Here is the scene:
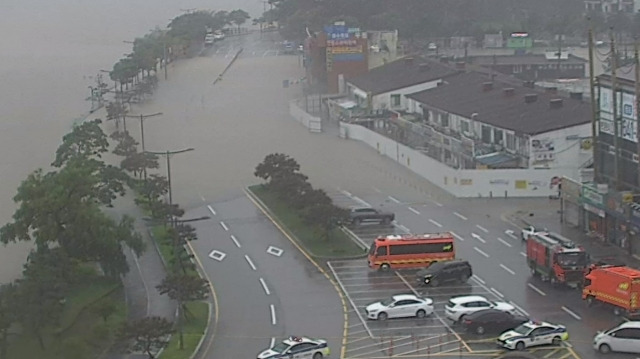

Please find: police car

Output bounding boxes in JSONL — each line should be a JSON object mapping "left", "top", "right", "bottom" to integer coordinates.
{"left": 257, "top": 336, "right": 330, "bottom": 359}
{"left": 497, "top": 321, "right": 569, "bottom": 350}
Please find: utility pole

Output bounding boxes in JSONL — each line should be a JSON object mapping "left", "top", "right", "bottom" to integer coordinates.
{"left": 164, "top": 43, "right": 168, "bottom": 80}
{"left": 588, "top": 18, "right": 599, "bottom": 182}
{"left": 634, "top": 38, "right": 640, "bottom": 189}
{"left": 145, "top": 148, "right": 195, "bottom": 227}
{"left": 611, "top": 27, "right": 621, "bottom": 190}
{"left": 126, "top": 112, "right": 163, "bottom": 179}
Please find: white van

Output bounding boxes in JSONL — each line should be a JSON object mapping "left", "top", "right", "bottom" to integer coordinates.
{"left": 593, "top": 321, "right": 640, "bottom": 354}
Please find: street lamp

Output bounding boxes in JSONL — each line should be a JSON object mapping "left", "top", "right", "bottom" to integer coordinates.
{"left": 144, "top": 148, "right": 195, "bottom": 226}
{"left": 126, "top": 112, "right": 163, "bottom": 179}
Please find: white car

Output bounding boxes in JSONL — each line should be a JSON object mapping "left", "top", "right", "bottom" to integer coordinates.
{"left": 593, "top": 321, "right": 640, "bottom": 354}
{"left": 257, "top": 336, "right": 330, "bottom": 359}
{"left": 521, "top": 225, "right": 539, "bottom": 241}
{"left": 497, "top": 321, "right": 569, "bottom": 350}
{"left": 445, "top": 295, "right": 516, "bottom": 322}
{"left": 365, "top": 294, "right": 434, "bottom": 320}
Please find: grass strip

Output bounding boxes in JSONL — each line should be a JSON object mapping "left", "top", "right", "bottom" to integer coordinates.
{"left": 160, "top": 301, "right": 209, "bottom": 359}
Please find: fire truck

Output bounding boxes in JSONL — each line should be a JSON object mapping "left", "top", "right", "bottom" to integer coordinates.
{"left": 526, "top": 231, "right": 590, "bottom": 288}
{"left": 583, "top": 264, "right": 640, "bottom": 317}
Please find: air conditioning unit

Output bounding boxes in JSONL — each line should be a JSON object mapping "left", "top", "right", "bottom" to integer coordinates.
{"left": 634, "top": 154, "right": 639, "bottom": 163}
{"left": 463, "top": 131, "right": 474, "bottom": 138}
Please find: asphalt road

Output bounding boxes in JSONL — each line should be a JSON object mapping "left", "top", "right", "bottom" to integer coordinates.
{"left": 327, "top": 188, "right": 636, "bottom": 359}
{"left": 186, "top": 194, "right": 344, "bottom": 359}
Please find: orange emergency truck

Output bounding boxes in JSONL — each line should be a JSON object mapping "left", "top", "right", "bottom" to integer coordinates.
{"left": 582, "top": 264, "right": 640, "bottom": 317}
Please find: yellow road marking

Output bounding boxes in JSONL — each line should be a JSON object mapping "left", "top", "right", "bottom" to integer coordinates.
{"left": 543, "top": 348, "right": 561, "bottom": 358}
{"left": 394, "top": 271, "right": 473, "bottom": 353}
{"left": 245, "top": 188, "right": 351, "bottom": 359}
{"left": 557, "top": 350, "right": 575, "bottom": 359}
{"left": 567, "top": 345, "right": 582, "bottom": 359}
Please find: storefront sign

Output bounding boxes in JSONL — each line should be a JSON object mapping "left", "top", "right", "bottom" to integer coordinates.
{"left": 489, "top": 179, "right": 509, "bottom": 185}
{"left": 561, "top": 177, "right": 581, "bottom": 200}
{"left": 630, "top": 202, "right": 640, "bottom": 221}
{"left": 584, "top": 203, "right": 605, "bottom": 218}
{"left": 582, "top": 186, "right": 604, "bottom": 206}
{"left": 326, "top": 39, "right": 357, "bottom": 46}
{"left": 330, "top": 45, "right": 362, "bottom": 54}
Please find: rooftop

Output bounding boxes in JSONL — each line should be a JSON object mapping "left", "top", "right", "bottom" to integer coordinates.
{"left": 406, "top": 71, "right": 591, "bottom": 135}
{"left": 347, "top": 55, "right": 461, "bottom": 95}
{"left": 470, "top": 54, "right": 587, "bottom": 66}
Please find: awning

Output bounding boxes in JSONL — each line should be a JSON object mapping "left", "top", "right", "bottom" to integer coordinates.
{"left": 351, "top": 87, "right": 368, "bottom": 99}
{"left": 337, "top": 100, "right": 357, "bottom": 109}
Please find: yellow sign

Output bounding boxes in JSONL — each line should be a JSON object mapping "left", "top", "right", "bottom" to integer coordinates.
{"left": 515, "top": 180, "right": 527, "bottom": 189}
{"left": 330, "top": 45, "right": 362, "bottom": 54}
{"left": 460, "top": 179, "right": 473, "bottom": 185}
{"left": 580, "top": 138, "right": 592, "bottom": 150}
{"left": 622, "top": 192, "right": 634, "bottom": 203}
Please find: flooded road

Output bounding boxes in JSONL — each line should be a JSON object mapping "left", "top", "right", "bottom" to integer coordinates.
{"left": 0, "top": 0, "right": 262, "bottom": 283}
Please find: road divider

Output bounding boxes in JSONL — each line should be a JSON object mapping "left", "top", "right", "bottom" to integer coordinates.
{"left": 244, "top": 254, "right": 257, "bottom": 271}
{"left": 527, "top": 283, "right": 546, "bottom": 296}
{"left": 453, "top": 212, "right": 468, "bottom": 220}
{"left": 474, "top": 247, "right": 490, "bottom": 258}
{"left": 270, "top": 304, "right": 277, "bottom": 325}
{"left": 500, "top": 264, "right": 516, "bottom": 275}
{"left": 230, "top": 235, "right": 241, "bottom": 248}
{"left": 561, "top": 306, "right": 582, "bottom": 320}
{"left": 259, "top": 278, "right": 271, "bottom": 295}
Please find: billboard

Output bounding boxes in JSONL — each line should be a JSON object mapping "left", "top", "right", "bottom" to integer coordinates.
{"left": 506, "top": 32, "right": 532, "bottom": 49}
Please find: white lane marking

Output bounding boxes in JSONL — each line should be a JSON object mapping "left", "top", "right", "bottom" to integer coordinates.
{"left": 259, "top": 278, "right": 271, "bottom": 295}
{"left": 207, "top": 205, "right": 217, "bottom": 215}
{"left": 453, "top": 212, "right": 468, "bottom": 220}
{"left": 472, "top": 275, "right": 486, "bottom": 284}
{"left": 500, "top": 264, "right": 516, "bottom": 275}
{"left": 408, "top": 207, "right": 421, "bottom": 215}
{"left": 505, "top": 229, "right": 517, "bottom": 240}
{"left": 270, "top": 304, "right": 277, "bottom": 325}
{"left": 491, "top": 288, "right": 505, "bottom": 298}
{"left": 270, "top": 337, "right": 275, "bottom": 348}
{"left": 208, "top": 250, "right": 226, "bottom": 261}
{"left": 372, "top": 186, "right": 382, "bottom": 193}
{"left": 428, "top": 219, "right": 443, "bottom": 228}
{"left": 450, "top": 231, "right": 464, "bottom": 241}
{"left": 200, "top": 195, "right": 206, "bottom": 202}
{"left": 561, "top": 306, "right": 582, "bottom": 320}
{"left": 230, "top": 235, "right": 241, "bottom": 248}
{"left": 510, "top": 301, "right": 530, "bottom": 316}
{"left": 339, "top": 189, "right": 371, "bottom": 207}
{"left": 394, "top": 223, "right": 411, "bottom": 233}
{"left": 220, "top": 221, "right": 228, "bottom": 231}
{"left": 497, "top": 237, "right": 513, "bottom": 247}
{"left": 267, "top": 246, "right": 284, "bottom": 257}
{"left": 244, "top": 255, "right": 257, "bottom": 271}
{"left": 471, "top": 233, "right": 486, "bottom": 243}
{"left": 327, "top": 262, "right": 374, "bottom": 338}
{"left": 388, "top": 195, "right": 401, "bottom": 203}
{"left": 432, "top": 200, "right": 443, "bottom": 207}
{"left": 474, "top": 247, "right": 490, "bottom": 258}
{"left": 342, "top": 190, "right": 352, "bottom": 197}
{"left": 476, "top": 225, "right": 489, "bottom": 233}
{"left": 520, "top": 252, "right": 527, "bottom": 257}
{"left": 528, "top": 283, "right": 546, "bottom": 296}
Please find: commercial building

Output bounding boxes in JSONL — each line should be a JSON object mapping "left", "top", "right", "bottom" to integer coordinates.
{"left": 584, "top": 0, "right": 635, "bottom": 13}
{"left": 469, "top": 53, "right": 587, "bottom": 81}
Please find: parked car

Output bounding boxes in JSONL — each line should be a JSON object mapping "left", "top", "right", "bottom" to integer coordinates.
{"left": 257, "top": 336, "right": 330, "bottom": 359}
{"left": 497, "top": 320, "right": 569, "bottom": 350}
{"left": 521, "top": 225, "right": 541, "bottom": 241}
{"left": 461, "top": 309, "right": 529, "bottom": 335}
{"left": 593, "top": 321, "right": 640, "bottom": 354}
{"left": 415, "top": 259, "right": 472, "bottom": 287}
{"left": 445, "top": 295, "right": 516, "bottom": 323}
{"left": 365, "top": 294, "right": 434, "bottom": 321}
{"left": 349, "top": 207, "right": 395, "bottom": 226}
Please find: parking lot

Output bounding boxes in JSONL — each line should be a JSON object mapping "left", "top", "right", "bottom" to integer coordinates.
{"left": 327, "top": 259, "right": 582, "bottom": 359}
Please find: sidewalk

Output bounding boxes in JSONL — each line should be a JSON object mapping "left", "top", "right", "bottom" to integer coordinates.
{"left": 103, "top": 192, "right": 177, "bottom": 359}
{"left": 504, "top": 198, "right": 640, "bottom": 269}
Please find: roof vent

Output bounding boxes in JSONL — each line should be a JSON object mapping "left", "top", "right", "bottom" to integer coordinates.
{"left": 455, "top": 61, "right": 466, "bottom": 69}
{"left": 482, "top": 82, "right": 493, "bottom": 91}
{"left": 523, "top": 80, "right": 535, "bottom": 88}
{"left": 419, "top": 63, "right": 430, "bottom": 72}
{"left": 404, "top": 57, "right": 414, "bottom": 66}
{"left": 545, "top": 87, "right": 558, "bottom": 94}
{"left": 570, "top": 92, "right": 583, "bottom": 100}
{"left": 503, "top": 88, "right": 515, "bottom": 97}
{"left": 524, "top": 94, "right": 538, "bottom": 103}
{"left": 550, "top": 98, "right": 564, "bottom": 109}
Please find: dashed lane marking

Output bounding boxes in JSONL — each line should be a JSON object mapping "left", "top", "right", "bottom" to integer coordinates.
{"left": 208, "top": 250, "right": 226, "bottom": 261}
{"left": 388, "top": 195, "right": 401, "bottom": 204}
{"left": 432, "top": 200, "right": 443, "bottom": 207}
{"left": 230, "top": 235, "right": 241, "bottom": 248}
{"left": 394, "top": 223, "right": 411, "bottom": 233}
{"left": 471, "top": 233, "right": 486, "bottom": 243}
{"left": 500, "top": 264, "right": 516, "bottom": 275}
{"left": 453, "top": 212, "right": 468, "bottom": 220}
{"left": 450, "top": 231, "right": 464, "bottom": 241}
{"left": 220, "top": 221, "right": 229, "bottom": 231}
{"left": 259, "top": 278, "right": 271, "bottom": 295}
{"left": 408, "top": 207, "right": 421, "bottom": 215}
{"left": 429, "top": 219, "right": 443, "bottom": 228}
{"left": 520, "top": 252, "right": 527, "bottom": 257}
{"left": 497, "top": 237, "right": 512, "bottom": 247}
{"left": 474, "top": 247, "right": 489, "bottom": 258}
{"left": 505, "top": 229, "right": 517, "bottom": 240}
{"left": 490, "top": 288, "right": 505, "bottom": 298}
{"left": 509, "top": 301, "right": 529, "bottom": 316}
{"left": 244, "top": 255, "right": 257, "bottom": 271}
{"left": 528, "top": 283, "right": 546, "bottom": 296}
{"left": 270, "top": 337, "right": 275, "bottom": 348}
{"left": 207, "top": 205, "right": 217, "bottom": 215}
{"left": 372, "top": 186, "right": 382, "bottom": 193}
{"left": 472, "top": 275, "right": 486, "bottom": 285}
{"left": 561, "top": 306, "right": 582, "bottom": 320}
{"left": 476, "top": 225, "right": 489, "bottom": 233}
{"left": 270, "top": 304, "right": 277, "bottom": 325}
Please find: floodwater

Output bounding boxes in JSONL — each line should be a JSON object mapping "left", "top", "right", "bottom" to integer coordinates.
{"left": 0, "top": 0, "right": 263, "bottom": 283}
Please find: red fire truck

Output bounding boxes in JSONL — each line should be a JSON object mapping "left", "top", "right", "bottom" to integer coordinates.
{"left": 526, "top": 231, "right": 590, "bottom": 288}
{"left": 583, "top": 264, "right": 640, "bottom": 317}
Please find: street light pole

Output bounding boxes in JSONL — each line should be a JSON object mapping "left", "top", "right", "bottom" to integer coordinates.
{"left": 145, "top": 148, "right": 195, "bottom": 226}
{"left": 126, "top": 112, "right": 163, "bottom": 179}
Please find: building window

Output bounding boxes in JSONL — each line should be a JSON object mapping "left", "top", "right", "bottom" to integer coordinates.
{"left": 481, "top": 125, "right": 492, "bottom": 143}
{"left": 461, "top": 120, "right": 470, "bottom": 133}
{"left": 391, "top": 94, "right": 401, "bottom": 107}
{"left": 494, "top": 129, "right": 504, "bottom": 145}
{"left": 441, "top": 113, "right": 450, "bottom": 127}
{"left": 506, "top": 133, "right": 516, "bottom": 150}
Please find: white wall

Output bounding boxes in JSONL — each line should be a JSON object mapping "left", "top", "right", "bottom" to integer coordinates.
{"left": 341, "top": 122, "right": 574, "bottom": 198}
{"left": 373, "top": 80, "right": 441, "bottom": 111}
{"left": 289, "top": 100, "right": 322, "bottom": 133}
{"left": 529, "top": 123, "right": 592, "bottom": 170}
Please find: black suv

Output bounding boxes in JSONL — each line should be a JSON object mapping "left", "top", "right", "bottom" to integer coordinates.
{"left": 348, "top": 207, "right": 395, "bottom": 226}
{"left": 415, "top": 260, "right": 472, "bottom": 287}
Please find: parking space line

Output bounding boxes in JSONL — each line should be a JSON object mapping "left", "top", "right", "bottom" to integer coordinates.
{"left": 369, "top": 324, "right": 450, "bottom": 330}
{"left": 490, "top": 288, "right": 505, "bottom": 298}
{"left": 509, "top": 301, "right": 529, "bottom": 316}
{"left": 527, "top": 283, "right": 546, "bottom": 296}
{"left": 450, "top": 231, "right": 464, "bottom": 241}
{"left": 340, "top": 281, "right": 411, "bottom": 287}
{"left": 349, "top": 337, "right": 413, "bottom": 357}
{"left": 348, "top": 328, "right": 370, "bottom": 335}
{"left": 557, "top": 351, "right": 575, "bottom": 359}
{"left": 561, "top": 306, "right": 582, "bottom": 320}
{"left": 476, "top": 225, "right": 489, "bottom": 233}
{"left": 347, "top": 288, "right": 416, "bottom": 294}
{"left": 497, "top": 237, "right": 512, "bottom": 247}
{"left": 349, "top": 322, "right": 364, "bottom": 328}
{"left": 453, "top": 212, "right": 468, "bottom": 220}
{"left": 543, "top": 348, "right": 562, "bottom": 358}
{"left": 474, "top": 247, "right": 490, "bottom": 258}
{"left": 429, "top": 219, "right": 443, "bottom": 228}
{"left": 393, "top": 337, "right": 460, "bottom": 357}
{"left": 499, "top": 264, "right": 516, "bottom": 275}
{"left": 348, "top": 336, "right": 407, "bottom": 352}
{"left": 394, "top": 272, "right": 473, "bottom": 353}
{"left": 472, "top": 275, "right": 486, "bottom": 285}
{"left": 388, "top": 196, "right": 401, "bottom": 203}
{"left": 408, "top": 207, "right": 421, "bottom": 215}
{"left": 346, "top": 336, "right": 371, "bottom": 344}
{"left": 328, "top": 262, "right": 374, "bottom": 338}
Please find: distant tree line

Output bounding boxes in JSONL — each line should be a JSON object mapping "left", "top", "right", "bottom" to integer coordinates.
{"left": 255, "top": 153, "right": 348, "bottom": 239}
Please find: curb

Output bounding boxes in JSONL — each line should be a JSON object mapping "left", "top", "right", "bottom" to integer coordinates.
{"left": 188, "top": 301, "right": 212, "bottom": 359}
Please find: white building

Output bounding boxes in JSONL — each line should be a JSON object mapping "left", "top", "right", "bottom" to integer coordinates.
{"left": 365, "top": 30, "right": 399, "bottom": 70}
{"left": 345, "top": 56, "right": 461, "bottom": 112}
